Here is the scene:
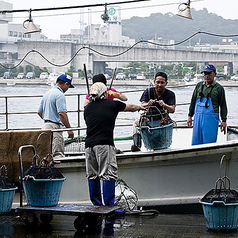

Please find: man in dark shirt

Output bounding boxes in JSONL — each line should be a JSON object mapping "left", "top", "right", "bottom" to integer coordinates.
{"left": 84, "top": 82, "right": 144, "bottom": 210}
{"left": 131, "top": 72, "right": 176, "bottom": 151}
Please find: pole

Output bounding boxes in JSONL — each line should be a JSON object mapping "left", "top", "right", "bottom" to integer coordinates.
{"left": 109, "top": 67, "right": 117, "bottom": 90}
{"left": 83, "top": 64, "right": 90, "bottom": 95}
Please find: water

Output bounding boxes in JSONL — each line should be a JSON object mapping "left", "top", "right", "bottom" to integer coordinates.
{"left": 0, "top": 84, "right": 237, "bottom": 138}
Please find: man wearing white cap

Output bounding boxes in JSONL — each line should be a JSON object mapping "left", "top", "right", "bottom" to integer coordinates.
{"left": 84, "top": 82, "right": 144, "bottom": 212}
{"left": 38, "top": 74, "right": 74, "bottom": 157}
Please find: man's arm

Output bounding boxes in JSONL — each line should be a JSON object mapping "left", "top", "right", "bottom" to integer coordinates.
{"left": 118, "top": 93, "right": 128, "bottom": 101}
{"left": 59, "top": 111, "right": 74, "bottom": 138}
{"left": 37, "top": 110, "right": 43, "bottom": 119}
{"left": 124, "top": 104, "right": 145, "bottom": 112}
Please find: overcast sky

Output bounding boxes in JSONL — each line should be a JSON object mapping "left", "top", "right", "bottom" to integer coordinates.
{"left": 4, "top": 0, "right": 238, "bottom": 40}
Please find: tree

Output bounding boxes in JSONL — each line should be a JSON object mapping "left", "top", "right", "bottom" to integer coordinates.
{"left": 34, "top": 66, "right": 42, "bottom": 78}
{"left": 26, "top": 65, "right": 33, "bottom": 73}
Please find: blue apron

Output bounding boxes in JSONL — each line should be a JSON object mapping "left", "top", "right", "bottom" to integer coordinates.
{"left": 192, "top": 86, "right": 219, "bottom": 145}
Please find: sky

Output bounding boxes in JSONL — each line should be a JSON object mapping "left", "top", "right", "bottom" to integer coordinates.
{"left": 4, "top": 0, "right": 238, "bottom": 40}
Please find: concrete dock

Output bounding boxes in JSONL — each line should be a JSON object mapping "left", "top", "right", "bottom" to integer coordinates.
{"left": 1, "top": 209, "right": 238, "bottom": 237}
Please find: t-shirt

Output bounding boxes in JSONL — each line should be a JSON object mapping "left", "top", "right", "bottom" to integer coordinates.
{"left": 84, "top": 99, "right": 126, "bottom": 148}
{"left": 140, "top": 87, "right": 176, "bottom": 120}
{"left": 38, "top": 86, "right": 67, "bottom": 125}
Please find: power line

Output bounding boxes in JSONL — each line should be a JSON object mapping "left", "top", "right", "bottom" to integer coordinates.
{"left": 6, "top": 0, "right": 204, "bottom": 20}
{"left": 0, "top": 0, "right": 151, "bottom": 14}
{"left": 1, "top": 30, "right": 238, "bottom": 70}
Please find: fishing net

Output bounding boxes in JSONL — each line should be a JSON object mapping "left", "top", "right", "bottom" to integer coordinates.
{"left": 115, "top": 178, "right": 138, "bottom": 211}
{"left": 201, "top": 176, "right": 238, "bottom": 203}
{"left": 23, "top": 154, "right": 64, "bottom": 179}
{"left": 0, "top": 165, "right": 16, "bottom": 189}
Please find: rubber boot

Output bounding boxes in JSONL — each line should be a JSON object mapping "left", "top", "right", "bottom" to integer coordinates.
{"left": 131, "top": 133, "right": 142, "bottom": 152}
{"left": 103, "top": 180, "right": 125, "bottom": 214}
{"left": 103, "top": 180, "right": 115, "bottom": 206}
{"left": 88, "top": 179, "right": 103, "bottom": 206}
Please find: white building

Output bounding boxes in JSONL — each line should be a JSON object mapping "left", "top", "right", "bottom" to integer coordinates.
{"left": 60, "top": 6, "right": 135, "bottom": 46}
{"left": 0, "top": 0, "right": 42, "bottom": 64}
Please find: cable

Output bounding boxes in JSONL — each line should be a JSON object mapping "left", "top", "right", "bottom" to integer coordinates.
{"left": 0, "top": 0, "right": 151, "bottom": 14}
{"left": 1, "top": 30, "right": 238, "bottom": 70}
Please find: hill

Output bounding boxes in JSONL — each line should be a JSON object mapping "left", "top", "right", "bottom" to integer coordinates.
{"left": 121, "top": 8, "right": 238, "bottom": 46}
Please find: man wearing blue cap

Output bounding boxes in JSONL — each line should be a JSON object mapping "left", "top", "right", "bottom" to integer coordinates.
{"left": 187, "top": 64, "right": 227, "bottom": 145}
{"left": 38, "top": 74, "right": 74, "bottom": 157}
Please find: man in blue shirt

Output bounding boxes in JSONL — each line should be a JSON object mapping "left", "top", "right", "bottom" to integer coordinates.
{"left": 38, "top": 74, "right": 74, "bottom": 157}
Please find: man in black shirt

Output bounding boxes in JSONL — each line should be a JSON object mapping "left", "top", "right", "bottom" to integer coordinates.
{"left": 131, "top": 72, "right": 176, "bottom": 151}
{"left": 84, "top": 82, "right": 144, "bottom": 211}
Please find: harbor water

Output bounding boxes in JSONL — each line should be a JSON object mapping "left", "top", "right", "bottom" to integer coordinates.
{"left": 0, "top": 83, "right": 237, "bottom": 138}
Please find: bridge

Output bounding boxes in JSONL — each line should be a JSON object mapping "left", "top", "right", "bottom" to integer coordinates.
{"left": 17, "top": 41, "right": 238, "bottom": 75}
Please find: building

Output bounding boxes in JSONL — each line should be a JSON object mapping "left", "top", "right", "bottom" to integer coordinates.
{"left": 60, "top": 6, "right": 135, "bottom": 46}
{"left": 0, "top": 0, "right": 43, "bottom": 64}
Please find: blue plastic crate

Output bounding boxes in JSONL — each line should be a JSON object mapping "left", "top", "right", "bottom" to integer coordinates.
{"left": 0, "top": 187, "right": 17, "bottom": 214}
{"left": 23, "top": 176, "right": 66, "bottom": 207}
{"left": 137, "top": 121, "right": 173, "bottom": 150}
{"left": 200, "top": 200, "right": 238, "bottom": 230}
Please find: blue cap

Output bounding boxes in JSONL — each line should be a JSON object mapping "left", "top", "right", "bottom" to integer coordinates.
{"left": 57, "top": 74, "right": 74, "bottom": 88}
{"left": 202, "top": 64, "right": 216, "bottom": 73}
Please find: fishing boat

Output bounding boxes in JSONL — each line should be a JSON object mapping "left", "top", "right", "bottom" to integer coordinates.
{"left": 0, "top": 89, "right": 237, "bottom": 213}
{"left": 55, "top": 125, "right": 238, "bottom": 213}
{"left": 6, "top": 81, "right": 16, "bottom": 86}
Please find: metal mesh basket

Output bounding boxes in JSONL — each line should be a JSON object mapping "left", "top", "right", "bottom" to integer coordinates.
{"left": 64, "top": 137, "right": 85, "bottom": 153}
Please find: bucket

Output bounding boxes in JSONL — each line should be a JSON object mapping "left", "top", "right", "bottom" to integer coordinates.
{"left": 200, "top": 200, "right": 238, "bottom": 230}
{"left": 137, "top": 121, "right": 173, "bottom": 150}
{"left": 23, "top": 176, "right": 66, "bottom": 207}
{"left": 0, "top": 187, "right": 18, "bottom": 214}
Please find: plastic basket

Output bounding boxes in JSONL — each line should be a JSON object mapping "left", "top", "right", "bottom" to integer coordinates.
{"left": 200, "top": 200, "right": 238, "bottom": 230}
{"left": 0, "top": 187, "right": 18, "bottom": 214}
{"left": 23, "top": 176, "right": 66, "bottom": 207}
{"left": 137, "top": 121, "right": 173, "bottom": 150}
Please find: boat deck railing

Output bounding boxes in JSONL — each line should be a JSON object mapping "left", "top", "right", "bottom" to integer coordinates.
{"left": 0, "top": 90, "right": 190, "bottom": 133}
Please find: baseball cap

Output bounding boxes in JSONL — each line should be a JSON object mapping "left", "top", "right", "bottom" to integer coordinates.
{"left": 57, "top": 74, "right": 74, "bottom": 88}
{"left": 202, "top": 64, "right": 216, "bottom": 73}
{"left": 90, "top": 82, "right": 107, "bottom": 101}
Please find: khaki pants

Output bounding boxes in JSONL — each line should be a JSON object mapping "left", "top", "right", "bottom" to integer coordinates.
{"left": 42, "top": 122, "right": 64, "bottom": 157}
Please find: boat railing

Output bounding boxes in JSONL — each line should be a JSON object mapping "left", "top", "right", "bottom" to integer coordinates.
{"left": 0, "top": 91, "right": 190, "bottom": 133}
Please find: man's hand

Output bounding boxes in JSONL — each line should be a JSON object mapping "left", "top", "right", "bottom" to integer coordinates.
{"left": 187, "top": 116, "right": 193, "bottom": 127}
{"left": 68, "top": 130, "right": 74, "bottom": 139}
{"left": 220, "top": 122, "right": 227, "bottom": 132}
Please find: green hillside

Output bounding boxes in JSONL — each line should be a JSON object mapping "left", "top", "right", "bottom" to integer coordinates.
{"left": 122, "top": 8, "right": 238, "bottom": 46}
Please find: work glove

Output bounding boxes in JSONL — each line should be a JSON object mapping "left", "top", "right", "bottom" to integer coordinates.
{"left": 108, "top": 90, "right": 120, "bottom": 98}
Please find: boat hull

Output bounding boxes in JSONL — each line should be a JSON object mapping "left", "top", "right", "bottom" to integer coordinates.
{"left": 56, "top": 139, "right": 238, "bottom": 209}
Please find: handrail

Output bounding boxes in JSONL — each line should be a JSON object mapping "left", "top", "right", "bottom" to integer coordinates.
{"left": 0, "top": 90, "right": 191, "bottom": 131}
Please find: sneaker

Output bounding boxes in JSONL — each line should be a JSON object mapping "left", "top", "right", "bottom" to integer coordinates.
{"left": 131, "top": 145, "right": 140, "bottom": 152}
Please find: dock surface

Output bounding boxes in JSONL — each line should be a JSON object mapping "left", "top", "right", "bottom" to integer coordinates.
{"left": 2, "top": 210, "right": 237, "bottom": 237}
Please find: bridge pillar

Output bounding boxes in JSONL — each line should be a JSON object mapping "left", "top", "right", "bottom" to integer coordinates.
{"left": 93, "top": 61, "right": 106, "bottom": 75}
{"left": 228, "top": 62, "right": 233, "bottom": 75}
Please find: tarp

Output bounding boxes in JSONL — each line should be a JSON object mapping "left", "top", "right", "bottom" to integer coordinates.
{"left": 0, "top": 130, "right": 52, "bottom": 185}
